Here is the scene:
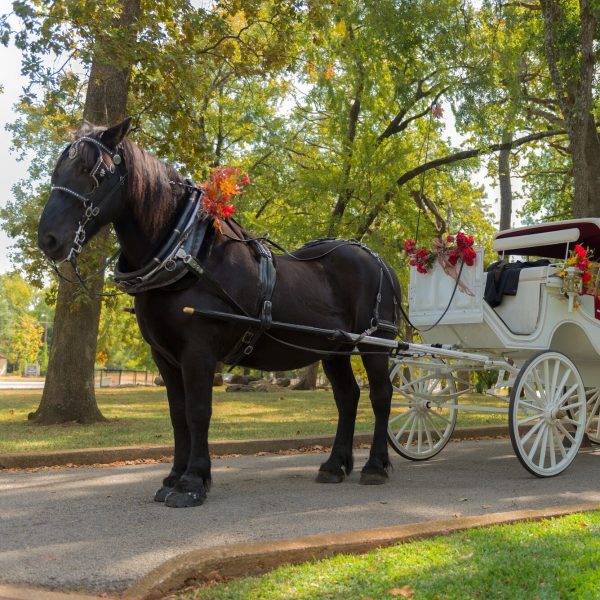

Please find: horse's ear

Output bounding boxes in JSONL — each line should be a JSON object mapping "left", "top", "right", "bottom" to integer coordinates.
{"left": 101, "top": 117, "right": 132, "bottom": 149}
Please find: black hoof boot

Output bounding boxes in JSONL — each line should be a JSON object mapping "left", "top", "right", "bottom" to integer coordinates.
{"left": 359, "top": 470, "right": 388, "bottom": 485}
{"left": 154, "top": 486, "right": 174, "bottom": 502}
{"left": 164, "top": 489, "right": 206, "bottom": 508}
{"left": 316, "top": 469, "right": 345, "bottom": 483}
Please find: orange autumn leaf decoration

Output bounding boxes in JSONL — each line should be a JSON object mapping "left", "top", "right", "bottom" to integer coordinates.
{"left": 198, "top": 166, "right": 250, "bottom": 231}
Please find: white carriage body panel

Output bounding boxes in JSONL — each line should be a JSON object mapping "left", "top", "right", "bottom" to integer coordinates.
{"left": 410, "top": 247, "right": 600, "bottom": 387}
{"left": 409, "top": 248, "right": 484, "bottom": 325}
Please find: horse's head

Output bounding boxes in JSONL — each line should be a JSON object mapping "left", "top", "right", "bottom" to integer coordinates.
{"left": 38, "top": 117, "right": 132, "bottom": 262}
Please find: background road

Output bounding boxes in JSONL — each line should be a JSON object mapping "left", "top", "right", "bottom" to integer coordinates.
{"left": 1, "top": 439, "right": 599, "bottom": 595}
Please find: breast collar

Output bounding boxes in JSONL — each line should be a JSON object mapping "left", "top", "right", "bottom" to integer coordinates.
{"left": 114, "top": 186, "right": 209, "bottom": 294}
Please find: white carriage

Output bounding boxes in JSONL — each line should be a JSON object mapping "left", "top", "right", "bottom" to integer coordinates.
{"left": 386, "top": 219, "right": 600, "bottom": 477}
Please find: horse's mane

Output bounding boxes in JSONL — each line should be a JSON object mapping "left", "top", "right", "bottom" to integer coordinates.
{"left": 120, "top": 139, "right": 185, "bottom": 240}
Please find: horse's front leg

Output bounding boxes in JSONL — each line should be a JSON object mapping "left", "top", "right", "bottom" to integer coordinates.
{"left": 152, "top": 351, "right": 189, "bottom": 502}
{"left": 164, "top": 356, "right": 215, "bottom": 508}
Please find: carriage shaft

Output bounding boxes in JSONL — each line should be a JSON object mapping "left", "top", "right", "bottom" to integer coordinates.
{"left": 183, "top": 306, "right": 409, "bottom": 349}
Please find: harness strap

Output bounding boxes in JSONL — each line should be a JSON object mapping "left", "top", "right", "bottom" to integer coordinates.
{"left": 222, "top": 241, "right": 277, "bottom": 367}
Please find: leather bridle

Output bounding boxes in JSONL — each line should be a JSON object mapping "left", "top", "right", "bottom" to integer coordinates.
{"left": 49, "top": 136, "right": 128, "bottom": 283}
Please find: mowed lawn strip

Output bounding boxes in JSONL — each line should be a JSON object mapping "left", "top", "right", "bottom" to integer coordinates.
{"left": 173, "top": 511, "right": 600, "bottom": 600}
{"left": 0, "top": 387, "right": 507, "bottom": 454}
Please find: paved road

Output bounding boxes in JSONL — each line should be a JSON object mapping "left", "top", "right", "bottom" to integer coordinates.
{"left": 1, "top": 439, "right": 599, "bottom": 595}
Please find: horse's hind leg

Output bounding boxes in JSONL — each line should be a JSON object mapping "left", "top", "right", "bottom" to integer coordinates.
{"left": 317, "top": 356, "right": 360, "bottom": 483}
{"left": 360, "top": 353, "right": 392, "bottom": 485}
{"left": 152, "top": 351, "right": 190, "bottom": 502}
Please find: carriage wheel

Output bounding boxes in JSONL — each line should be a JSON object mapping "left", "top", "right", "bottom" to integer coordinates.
{"left": 585, "top": 387, "right": 600, "bottom": 444}
{"left": 509, "top": 351, "right": 586, "bottom": 477}
{"left": 387, "top": 358, "right": 458, "bottom": 460}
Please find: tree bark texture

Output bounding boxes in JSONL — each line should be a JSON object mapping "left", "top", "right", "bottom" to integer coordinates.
{"left": 499, "top": 131, "right": 513, "bottom": 231}
{"left": 540, "top": 0, "right": 597, "bottom": 218}
{"left": 31, "top": 0, "right": 141, "bottom": 424}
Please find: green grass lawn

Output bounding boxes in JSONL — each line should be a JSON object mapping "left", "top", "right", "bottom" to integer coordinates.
{"left": 173, "top": 511, "right": 600, "bottom": 600}
{"left": 0, "top": 387, "right": 508, "bottom": 454}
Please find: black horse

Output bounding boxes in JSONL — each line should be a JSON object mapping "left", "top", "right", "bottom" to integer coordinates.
{"left": 37, "top": 118, "right": 401, "bottom": 508}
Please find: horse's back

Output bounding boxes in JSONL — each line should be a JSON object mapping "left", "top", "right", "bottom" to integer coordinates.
{"left": 274, "top": 238, "right": 399, "bottom": 335}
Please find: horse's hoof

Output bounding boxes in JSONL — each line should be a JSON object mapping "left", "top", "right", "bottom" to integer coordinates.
{"left": 154, "top": 486, "right": 174, "bottom": 502}
{"left": 359, "top": 471, "right": 388, "bottom": 485}
{"left": 316, "top": 470, "right": 345, "bottom": 484}
{"left": 164, "top": 490, "right": 206, "bottom": 508}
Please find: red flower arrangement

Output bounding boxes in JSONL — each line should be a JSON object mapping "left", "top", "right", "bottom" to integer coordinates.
{"left": 446, "top": 232, "right": 477, "bottom": 266}
{"left": 403, "top": 232, "right": 477, "bottom": 274}
{"left": 403, "top": 239, "right": 436, "bottom": 274}
{"left": 199, "top": 166, "right": 251, "bottom": 229}
{"left": 561, "top": 243, "right": 595, "bottom": 290}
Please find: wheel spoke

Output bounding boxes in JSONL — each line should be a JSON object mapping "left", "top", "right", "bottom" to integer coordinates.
{"left": 424, "top": 412, "right": 444, "bottom": 440}
{"left": 533, "top": 368, "right": 548, "bottom": 405}
{"left": 429, "top": 411, "right": 452, "bottom": 426}
{"left": 537, "top": 425, "right": 549, "bottom": 468}
{"left": 560, "top": 401, "right": 582, "bottom": 413}
{"left": 518, "top": 413, "right": 544, "bottom": 426}
{"left": 520, "top": 418, "right": 545, "bottom": 446}
{"left": 555, "top": 383, "right": 580, "bottom": 408}
{"left": 406, "top": 414, "right": 418, "bottom": 448}
{"left": 527, "top": 421, "right": 546, "bottom": 462}
{"left": 549, "top": 360, "right": 561, "bottom": 404}
{"left": 555, "top": 421, "right": 576, "bottom": 444}
{"left": 423, "top": 416, "right": 434, "bottom": 449}
{"left": 389, "top": 409, "right": 411, "bottom": 424}
{"left": 393, "top": 410, "right": 415, "bottom": 440}
{"left": 517, "top": 399, "right": 545, "bottom": 413}
{"left": 554, "top": 368, "right": 571, "bottom": 403}
{"left": 553, "top": 425, "right": 568, "bottom": 460}
{"left": 548, "top": 426, "right": 556, "bottom": 468}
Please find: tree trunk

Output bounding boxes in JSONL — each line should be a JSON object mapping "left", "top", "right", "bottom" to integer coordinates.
{"left": 292, "top": 362, "right": 319, "bottom": 390}
{"left": 30, "top": 0, "right": 141, "bottom": 424}
{"left": 540, "top": 0, "right": 597, "bottom": 218}
{"left": 584, "top": 112, "right": 600, "bottom": 216}
{"left": 498, "top": 131, "right": 513, "bottom": 230}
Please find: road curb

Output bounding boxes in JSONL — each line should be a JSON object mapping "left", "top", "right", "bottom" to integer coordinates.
{"left": 0, "top": 583, "right": 115, "bottom": 600}
{"left": 0, "top": 425, "right": 507, "bottom": 469}
{"left": 122, "top": 501, "right": 600, "bottom": 600}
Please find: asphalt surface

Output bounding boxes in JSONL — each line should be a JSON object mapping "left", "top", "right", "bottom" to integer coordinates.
{"left": 1, "top": 439, "right": 599, "bottom": 595}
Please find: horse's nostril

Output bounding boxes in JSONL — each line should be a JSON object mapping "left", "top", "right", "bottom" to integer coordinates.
{"left": 43, "top": 234, "right": 59, "bottom": 253}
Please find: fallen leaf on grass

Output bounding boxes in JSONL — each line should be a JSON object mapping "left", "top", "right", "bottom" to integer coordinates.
{"left": 389, "top": 586, "right": 413, "bottom": 598}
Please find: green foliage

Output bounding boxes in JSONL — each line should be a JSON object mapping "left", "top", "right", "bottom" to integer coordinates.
{"left": 97, "top": 293, "right": 154, "bottom": 370}
{"left": 5, "top": 313, "right": 43, "bottom": 371}
{"left": 0, "top": 272, "right": 50, "bottom": 370}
